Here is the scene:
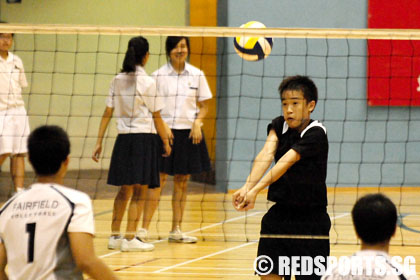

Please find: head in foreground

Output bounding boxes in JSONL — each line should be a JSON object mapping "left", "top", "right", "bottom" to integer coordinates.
{"left": 28, "top": 125, "right": 70, "bottom": 180}
{"left": 352, "top": 193, "right": 397, "bottom": 250}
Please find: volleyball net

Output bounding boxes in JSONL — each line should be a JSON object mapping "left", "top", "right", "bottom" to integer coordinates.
{"left": 1, "top": 24, "right": 419, "bottom": 246}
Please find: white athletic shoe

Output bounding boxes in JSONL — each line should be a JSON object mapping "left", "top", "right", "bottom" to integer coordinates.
{"left": 137, "top": 228, "right": 149, "bottom": 242}
{"left": 168, "top": 227, "right": 197, "bottom": 243}
{"left": 108, "top": 236, "right": 122, "bottom": 250}
{"left": 121, "top": 237, "right": 154, "bottom": 252}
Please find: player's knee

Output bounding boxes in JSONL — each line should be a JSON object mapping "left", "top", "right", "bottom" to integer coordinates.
{"left": 160, "top": 173, "right": 168, "bottom": 184}
{"left": 149, "top": 187, "right": 162, "bottom": 199}
{"left": 132, "top": 185, "right": 147, "bottom": 200}
{"left": 174, "top": 174, "right": 190, "bottom": 183}
{"left": 118, "top": 185, "right": 134, "bottom": 200}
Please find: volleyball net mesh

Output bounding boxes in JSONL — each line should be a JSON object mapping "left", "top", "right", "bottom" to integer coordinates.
{"left": 1, "top": 24, "right": 419, "bottom": 246}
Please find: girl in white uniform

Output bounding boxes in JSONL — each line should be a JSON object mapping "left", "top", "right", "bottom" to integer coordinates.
{"left": 138, "top": 36, "right": 212, "bottom": 243}
{"left": 92, "top": 36, "right": 171, "bottom": 251}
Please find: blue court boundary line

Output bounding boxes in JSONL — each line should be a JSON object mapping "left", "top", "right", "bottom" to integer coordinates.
{"left": 398, "top": 214, "right": 420, "bottom": 234}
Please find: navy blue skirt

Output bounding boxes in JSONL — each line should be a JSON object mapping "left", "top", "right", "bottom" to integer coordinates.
{"left": 160, "top": 129, "right": 211, "bottom": 175}
{"left": 107, "top": 133, "right": 161, "bottom": 188}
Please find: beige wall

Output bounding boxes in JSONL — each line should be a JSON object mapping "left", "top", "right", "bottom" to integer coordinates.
{"left": 1, "top": 0, "right": 187, "bottom": 171}
{"left": 1, "top": 0, "right": 187, "bottom": 25}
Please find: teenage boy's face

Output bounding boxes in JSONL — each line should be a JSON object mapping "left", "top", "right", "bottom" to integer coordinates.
{"left": 0, "top": 33, "right": 13, "bottom": 52}
{"left": 281, "top": 90, "right": 315, "bottom": 132}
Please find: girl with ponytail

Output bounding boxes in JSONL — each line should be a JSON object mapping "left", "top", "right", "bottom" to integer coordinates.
{"left": 92, "top": 36, "right": 171, "bottom": 252}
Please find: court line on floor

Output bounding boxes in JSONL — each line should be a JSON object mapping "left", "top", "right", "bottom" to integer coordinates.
{"left": 153, "top": 210, "right": 264, "bottom": 243}
{"left": 94, "top": 209, "right": 113, "bottom": 217}
{"left": 113, "top": 258, "right": 159, "bottom": 272}
{"left": 109, "top": 264, "right": 251, "bottom": 270}
{"left": 153, "top": 241, "right": 256, "bottom": 273}
{"left": 153, "top": 212, "right": 350, "bottom": 274}
{"left": 115, "top": 271, "right": 252, "bottom": 276}
{"left": 99, "top": 212, "right": 350, "bottom": 259}
{"left": 99, "top": 210, "right": 263, "bottom": 258}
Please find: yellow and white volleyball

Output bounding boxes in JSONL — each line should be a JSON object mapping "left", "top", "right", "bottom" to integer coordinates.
{"left": 233, "top": 21, "right": 273, "bottom": 61}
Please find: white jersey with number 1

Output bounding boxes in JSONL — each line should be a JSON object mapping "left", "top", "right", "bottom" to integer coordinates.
{"left": 0, "top": 183, "right": 95, "bottom": 280}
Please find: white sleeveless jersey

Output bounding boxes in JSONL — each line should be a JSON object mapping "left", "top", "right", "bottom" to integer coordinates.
{"left": 0, "top": 183, "right": 95, "bottom": 280}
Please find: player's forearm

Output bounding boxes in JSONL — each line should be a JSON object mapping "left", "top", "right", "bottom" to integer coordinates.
{"left": 81, "top": 257, "right": 118, "bottom": 280}
{"left": 96, "top": 118, "right": 110, "bottom": 144}
{"left": 96, "top": 108, "right": 113, "bottom": 145}
{"left": 245, "top": 150, "right": 274, "bottom": 190}
{"left": 252, "top": 149, "right": 300, "bottom": 194}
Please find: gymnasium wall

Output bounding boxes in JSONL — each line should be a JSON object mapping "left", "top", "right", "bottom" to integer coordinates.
{"left": 0, "top": 0, "right": 187, "bottom": 172}
{"left": 216, "top": 0, "right": 420, "bottom": 190}
{"left": 2, "top": 0, "right": 420, "bottom": 190}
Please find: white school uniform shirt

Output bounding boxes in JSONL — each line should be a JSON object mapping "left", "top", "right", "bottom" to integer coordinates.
{"left": 152, "top": 62, "right": 212, "bottom": 129}
{"left": 321, "top": 250, "right": 418, "bottom": 280}
{"left": 0, "top": 183, "right": 95, "bottom": 280}
{"left": 0, "top": 52, "right": 27, "bottom": 111}
{"left": 106, "top": 66, "right": 165, "bottom": 134}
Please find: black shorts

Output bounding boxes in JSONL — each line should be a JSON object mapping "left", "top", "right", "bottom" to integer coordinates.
{"left": 107, "top": 133, "right": 161, "bottom": 188}
{"left": 160, "top": 129, "right": 211, "bottom": 175}
{"left": 257, "top": 203, "right": 331, "bottom": 280}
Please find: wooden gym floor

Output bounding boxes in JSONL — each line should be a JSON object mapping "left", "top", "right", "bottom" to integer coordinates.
{"left": 1, "top": 172, "right": 419, "bottom": 279}
{"left": 91, "top": 184, "right": 420, "bottom": 280}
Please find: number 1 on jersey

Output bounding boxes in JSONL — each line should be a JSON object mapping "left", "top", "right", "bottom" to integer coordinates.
{"left": 25, "top": 223, "right": 36, "bottom": 263}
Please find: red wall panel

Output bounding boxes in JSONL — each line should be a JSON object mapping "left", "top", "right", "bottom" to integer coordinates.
{"left": 368, "top": 0, "right": 420, "bottom": 106}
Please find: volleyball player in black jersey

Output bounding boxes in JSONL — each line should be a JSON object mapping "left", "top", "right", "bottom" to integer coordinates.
{"left": 233, "top": 75, "right": 330, "bottom": 280}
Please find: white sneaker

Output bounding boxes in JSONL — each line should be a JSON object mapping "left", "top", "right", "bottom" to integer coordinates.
{"left": 121, "top": 237, "right": 154, "bottom": 252}
{"left": 168, "top": 227, "right": 197, "bottom": 243}
{"left": 108, "top": 236, "right": 122, "bottom": 250}
{"left": 137, "top": 228, "right": 148, "bottom": 242}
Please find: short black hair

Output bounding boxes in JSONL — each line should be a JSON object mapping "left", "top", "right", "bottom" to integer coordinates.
{"left": 28, "top": 125, "right": 70, "bottom": 176}
{"left": 352, "top": 193, "right": 397, "bottom": 245}
{"left": 278, "top": 75, "right": 318, "bottom": 105}
{"left": 165, "top": 36, "right": 190, "bottom": 58}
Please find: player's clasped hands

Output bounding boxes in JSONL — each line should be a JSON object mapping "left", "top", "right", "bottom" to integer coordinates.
{"left": 232, "top": 185, "right": 257, "bottom": 211}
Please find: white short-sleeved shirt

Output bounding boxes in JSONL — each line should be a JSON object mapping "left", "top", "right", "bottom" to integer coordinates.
{"left": 152, "top": 62, "right": 212, "bottom": 129}
{"left": 106, "top": 66, "right": 165, "bottom": 134}
{"left": 0, "top": 52, "right": 28, "bottom": 111}
{"left": 0, "top": 183, "right": 95, "bottom": 280}
{"left": 322, "top": 250, "right": 418, "bottom": 280}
